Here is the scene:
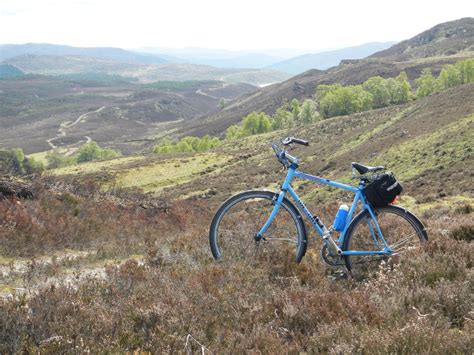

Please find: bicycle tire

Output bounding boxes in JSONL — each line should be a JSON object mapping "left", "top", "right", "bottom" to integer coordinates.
{"left": 209, "top": 190, "right": 308, "bottom": 263}
{"left": 342, "top": 205, "right": 428, "bottom": 278}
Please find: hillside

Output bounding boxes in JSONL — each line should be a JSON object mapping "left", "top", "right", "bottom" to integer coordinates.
{"left": 3, "top": 54, "right": 143, "bottom": 75}
{"left": 0, "top": 43, "right": 168, "bottom": 64}
{"left": 181, "top": 18, "right": 474, "bottom": 137}
{"left": 0, "top": 64, "right": 23, "bottom": 79}
{"left": 370, "top": 17, "right": 474, "bottom": 60}
{"left": 48, "top": 83, "right": 474, "bottom": 203}
{"left": 2, "top": 54, "right": 291, "bottom": 86}
{"left": 0, "top": 77, "right": 257, "bottom": 154}
{"left": 269, "top": 42, "right": 395, "bottom": 74}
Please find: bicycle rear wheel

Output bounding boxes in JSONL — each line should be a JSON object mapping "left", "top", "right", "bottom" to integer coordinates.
{"left": 342, "top": 205, "right": 427, "bottom": 279}
{"left": 209, "top": 190, "right": 307, "bottom": 264}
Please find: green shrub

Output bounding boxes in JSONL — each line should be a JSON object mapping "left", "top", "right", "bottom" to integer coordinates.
{"left": 0, "top": 148, "right": 43, "bottom": 175}
{"left": 153, "top": 135, "right": 221, "bottom": 154}
{"left": 416, "top": 68, "right": 440, "bottom": 98}
{"left": 76, "top": 142, "right": 121, "bottom": 163}
{"left": 46, "top": 151, "right": 76, "bottom": 169}
{"left": 317, "top": 84, "right": 373, "bottom": 118}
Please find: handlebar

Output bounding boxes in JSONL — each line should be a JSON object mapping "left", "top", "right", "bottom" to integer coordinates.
{"left": 272, "top": 137, "right": 309, "bottom": 168}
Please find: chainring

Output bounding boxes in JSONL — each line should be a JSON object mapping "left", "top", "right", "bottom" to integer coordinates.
{"left": 320, "top": 244, "right": 344, "bottom": 267}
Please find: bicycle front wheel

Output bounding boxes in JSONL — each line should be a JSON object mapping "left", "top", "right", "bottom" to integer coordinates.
{"left": 342, "top": 205, "right": 427, "bottom": 279}
{"left": 209, "top": 190, "right": 307, "bottom": 264}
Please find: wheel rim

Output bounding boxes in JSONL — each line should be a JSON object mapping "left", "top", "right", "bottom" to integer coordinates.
{"left": 213, "top": 194, "right": 302, "bottom": 264}
{"left": 346, "top": 208, "right": 424, "bottom": 278}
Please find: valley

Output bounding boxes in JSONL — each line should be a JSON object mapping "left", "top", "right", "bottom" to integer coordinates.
{"left": 0, "top": 78, "right": 257, "bottom": 154}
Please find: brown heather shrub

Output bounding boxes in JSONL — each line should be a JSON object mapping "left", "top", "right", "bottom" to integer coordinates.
{"left": 454, "top": 203, "right": 473, "bottom": 215}
{"left": 450, "top": 224, "right": 474, "bottom": 242}
{"left": 0, "top": 178, "right": 473, "bottom": 352}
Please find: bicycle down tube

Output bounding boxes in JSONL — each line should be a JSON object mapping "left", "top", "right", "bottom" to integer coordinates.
{"left": 256, "top": 165, "right": 393, "bottom": 256}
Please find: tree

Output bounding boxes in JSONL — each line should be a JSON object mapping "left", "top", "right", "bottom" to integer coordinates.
{"left": 226, "top": 125, "right": 245, "bottom": 140}
{"left": 76, "top": 142, "right": 101, "bottom": 163}
{"left": 24, "top": 156, "right": 45, "bottom": 174}
{"left": 242, "top": 112, "right": 272, "bottom": 135}
{"left": 256, "top": 113, "right": 272, "bottom": 133}
{"left": 154, "top": 145, "right": 173, "bottom": 153}
{"left": 242, "top": 112, "right": 259, "bottom": 135}
{"left": 352, "top": 86, "right": 373, "bottom": 112}
{"left": 394, "top": 71, "right": 412, "bottom": 104}
{"left": 272, "top": 103, "right": 294, "bottom": 130}
{"left": 290, "top": 99, "right": 300, "bottom": 124}
{"left": 318, "top": 84, "right": 373, "bottom": 118}
{"left": 437, "top": 64, "right": 462, "bottom": 90}
{"left": 153, "top": 138, "right": 175, "bottom": 153}
{"left": 153, "top": 135, "right": 221, "bottom": 153}
{"left": 182, "top": 136, "right": 200, "bottom": 151}
{"left": 196, "top": 135, "right": 221, "bottom": 151}
{"left": 298, "top": 99, "right": 320, "bottom": 124}
{"left": 46, "top": 150, "right": 75, "bottom": 168}
{"left": 219, "top": 98, "right": 226, "bottom": 109}
{"left": 0, "top": 148, "right": 28, "bottom": 175}
{"left": 455, "top": 59, "right": 474, "bottom": 84}
{"left": 363, "top": 76, "right": 390, "bottom": 108}
{"left": 76, "top": 141, "right": 120, "bottom": 163}
{"left": 415, "top": 69, "right": 439, "bottom": 98}
{"left": 315, "top": 84, "right": 336, "bottom": 101}
{"left": 175, "top": 140, "right": 193, "bottom": 152}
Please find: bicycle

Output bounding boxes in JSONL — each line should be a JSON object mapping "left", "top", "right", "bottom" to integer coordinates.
{"left": 209, "top": 137, "right": 428, "bottom": 277}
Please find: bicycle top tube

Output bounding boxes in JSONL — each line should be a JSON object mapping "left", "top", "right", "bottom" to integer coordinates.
{"left": 272, "top": 137, "right": 365, "bottom": 193}
{"left": 293, "top": 170, "right": 360, "bottom": 193}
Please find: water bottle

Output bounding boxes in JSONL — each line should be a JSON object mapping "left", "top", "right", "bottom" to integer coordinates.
{"left": 332, "top": 204, "right": 349, "bottom": 232}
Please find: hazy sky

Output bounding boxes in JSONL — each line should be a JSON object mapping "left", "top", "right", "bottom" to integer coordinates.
{"left": 1, "top": 0, "right": 473, "bottom": 52}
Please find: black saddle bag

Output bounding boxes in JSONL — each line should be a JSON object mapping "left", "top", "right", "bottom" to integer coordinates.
{"left": 364, "top": 173, "right": 403, "bottom": 207}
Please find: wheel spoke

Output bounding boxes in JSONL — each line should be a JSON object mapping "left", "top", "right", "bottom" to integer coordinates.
{"left": 344, "top": 206, "right": 426, "bottom": 279}
{"left": 390, "top": 232, "right": 418, "bottom": 250}
{"left": 210, "top": 192, "right": 306, "bottom": 264}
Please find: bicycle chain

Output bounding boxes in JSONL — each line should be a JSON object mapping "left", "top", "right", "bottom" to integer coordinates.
{"left": 321, "top": 241, "right": 389, "bottom": 267}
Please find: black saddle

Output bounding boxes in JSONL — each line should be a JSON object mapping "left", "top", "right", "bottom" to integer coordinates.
{"left": 351, "top": 162, "right": 385, "bottom": 175}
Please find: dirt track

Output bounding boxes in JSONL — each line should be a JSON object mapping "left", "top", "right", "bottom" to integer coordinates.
{"left": 46, "top": 106, "right": 106, "bottom": 149}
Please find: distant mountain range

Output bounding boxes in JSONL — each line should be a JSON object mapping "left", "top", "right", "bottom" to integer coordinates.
{"left": 268, "top": 42, "right": 395, "bottom": 74}
{"left": 0, "top": 43, "right": 168, "bottom": 65}
{"left": 137, "top": 47, "right": 286, "bottom": 69}
{"left": 3, "top": 19, "right": 471, "bottom": 89}
{"left": 1, "top": 54, "right": 291, "bottom": 86}
{"left": 0, "top": 42, "right": 397, "bottom": 75}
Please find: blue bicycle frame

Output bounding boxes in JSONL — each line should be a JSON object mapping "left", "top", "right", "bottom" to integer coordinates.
{"left": 256, "top": 164, "right": 393, "bottom": 256}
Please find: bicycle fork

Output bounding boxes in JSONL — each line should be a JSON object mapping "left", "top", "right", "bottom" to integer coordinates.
{"left": 254, "top": 191, "right": 286, "bottom": 242}
{"left": 255, "top": 167, "right": 296, "bottom": 242}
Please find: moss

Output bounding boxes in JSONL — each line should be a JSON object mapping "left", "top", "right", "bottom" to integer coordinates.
{"left": 51, "top": 156, "right": 145, "bottom": 175}
{"left": 113, "top": 153, "right": 231, "bottom": 193}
